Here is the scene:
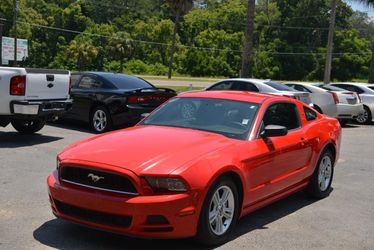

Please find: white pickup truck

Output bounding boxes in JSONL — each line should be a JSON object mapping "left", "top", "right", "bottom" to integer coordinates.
{"left": 0, "top": 67, "right": 73, "bottom": 134}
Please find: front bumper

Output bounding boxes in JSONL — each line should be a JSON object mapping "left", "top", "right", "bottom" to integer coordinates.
{"left": 47, "top": 170, "right": 198, "bottom": 238}
{"left": 336, "top": 103, "right": 364, "bottom": 120}
{"left": 10, "top": 99, "right": 73, "bottom": 119}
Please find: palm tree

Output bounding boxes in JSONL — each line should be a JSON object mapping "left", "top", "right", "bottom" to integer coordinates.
{"left": 167, "top": 0, "right": 193, "bottom": 79}
{"left": 240, "top": 0, "right": 256, "bottom": 78}
{"left": 108, "top": 32, "right": 132, "bottom": 73}
{"left": 68, "top": 37, "right": 98, "bottom": 70}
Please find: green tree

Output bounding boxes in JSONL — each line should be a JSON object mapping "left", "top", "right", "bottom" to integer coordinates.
{"left": 108, "top": 32, "right": 133, "bottom": 72}
{"left": 67, "top": 36, "right": 98, "bottom": 70}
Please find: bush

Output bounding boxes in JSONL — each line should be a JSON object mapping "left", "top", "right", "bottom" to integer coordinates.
{"left": 148, "top": 63, "right": 168, "bottom": 76}
{"left": 125, "top": 59, "right": 149, "bottom": 74}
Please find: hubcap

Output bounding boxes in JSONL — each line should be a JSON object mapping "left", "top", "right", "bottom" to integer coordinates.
{"left": 356, "top": 110, "right": 368, "bottom": 124}
{"left": 93, "top": 110, "right": 107, "bottom": 132}
{"left": 318, "top": 156, "right": 332, "bottom": 192}
{"left": 208, "top": 185, "right": 235, "bottom": 236}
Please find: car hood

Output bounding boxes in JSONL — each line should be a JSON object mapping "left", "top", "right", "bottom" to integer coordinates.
{"left": 59, "top": 125, "right": 234, "bottom": 175}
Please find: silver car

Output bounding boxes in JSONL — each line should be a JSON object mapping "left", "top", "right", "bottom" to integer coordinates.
{"left": 206, "top": 79, "right": 313, "bottom": 106}
{"left": 285, "top": 83, "right": 339, "bottom": 118}
{"left": 330, "top": 83, "right": 374, "bottom": 124}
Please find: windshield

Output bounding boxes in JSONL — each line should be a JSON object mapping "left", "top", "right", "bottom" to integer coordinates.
{"left": 105, "top": 74, "right": 155, "bottom": 89}
{"left": 264, "top": 81, "right": 296, "bottom": 91}
{"left": 317, "top": 85, "right": 346, "bottom": 92}
{"left": 368, "top": 86, "right": 374, "bottom": 91}
{"left": 140, "top": 97, "right": 259, "bottom": 140}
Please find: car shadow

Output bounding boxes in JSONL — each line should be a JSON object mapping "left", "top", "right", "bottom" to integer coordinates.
{"left": 47, "top": 120, "right": 94, "bottom": 134}
{"left": 33, "top": 191, "right": 319, "bottom": 249}
{"left": 0, "top": 132, "right": 63, "bottom": 148}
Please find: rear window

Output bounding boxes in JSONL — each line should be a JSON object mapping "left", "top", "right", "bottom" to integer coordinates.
{"left": 304, "top": 107, "right": 317, "bottom": 121}
{"left": 318, "top": 85, "right": 346, "bottom": 92}
{"left": 104, "top": 74, "right": 155, "bottom": 89}
{"left": 368, "top": 87, "right": 374, "bottom": 91}
{"left": 264, "top": 81, "right": 296, "bottom": 91}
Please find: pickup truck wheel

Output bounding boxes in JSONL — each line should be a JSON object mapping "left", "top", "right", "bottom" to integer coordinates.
{"left": 11, "top": 119, "right": 46, "bottom": 134}
{"left": 90, "top": 106, "right": 112, "bottom": 133}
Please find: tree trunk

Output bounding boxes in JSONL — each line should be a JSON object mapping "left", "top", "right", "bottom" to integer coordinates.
{"left": 369, "top": 42, "right": 374, "bottom": 83}
{"left": 323, "top": 0, "right": 337, "bottom": 84}
{"left": 120, "top": 58, "right": 124, "bottom": 73}
{"left": 240, "top": 0, "right": 256, "bottom": 78}
{"left": 168, "top": 9, "right": 181, "bottom": 79}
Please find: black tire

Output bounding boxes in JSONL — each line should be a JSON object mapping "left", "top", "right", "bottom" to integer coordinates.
{"left": 11, "top": 119, "right": 46, "bottom": 134}
{"left": 195, "top": 177, "right": 239, "bottom": 246}
{"left": 338, "top": 119, "right": 348, "bottom": 126}
{"left": 90, "top": 106, "right": 112, "bottom": 133}
{"left": 306, "top": 150, "right": 334, "bottom": 199}
{"left": 356, "top": 106, "right": 372, "bottom": 125}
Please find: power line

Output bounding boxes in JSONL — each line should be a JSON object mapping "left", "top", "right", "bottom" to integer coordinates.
{"left": 0, "top": 17, "right": 371, "bottom": 57}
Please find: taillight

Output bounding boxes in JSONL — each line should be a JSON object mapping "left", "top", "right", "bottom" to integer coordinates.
{"left": 127, "top": 95, "right": 168, "bottom": 104}
{"left": 328, "top": 91, "right": 339, "bottom": 104}
{"left": 10, "top": 75, "right": 26, "bottom": 96}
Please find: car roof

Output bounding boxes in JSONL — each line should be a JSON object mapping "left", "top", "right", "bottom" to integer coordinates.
{"left": 178, "top": 90, "right": 287, "bottom": 104}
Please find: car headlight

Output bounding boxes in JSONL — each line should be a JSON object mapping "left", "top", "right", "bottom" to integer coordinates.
{"left": 144, "top": 176, "right": 187, "bottom": 192}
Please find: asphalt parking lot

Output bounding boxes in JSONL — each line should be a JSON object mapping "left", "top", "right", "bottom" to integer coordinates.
{"left": 1, "top": 122, "right": 374, "bottom": 250}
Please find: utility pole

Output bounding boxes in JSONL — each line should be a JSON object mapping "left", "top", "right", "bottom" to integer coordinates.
{"left": 323, "top": 0, "right": 337, "bottom": 84}
{"left": 13, "top": 0, "right": 18, "bottom": 67}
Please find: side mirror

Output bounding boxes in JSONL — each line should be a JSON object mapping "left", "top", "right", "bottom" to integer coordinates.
{"left": 260, "top": 125, "right": 288, "bottom": 138}
{"left": 141, "top": 113, "right": 150, "bottom": 118}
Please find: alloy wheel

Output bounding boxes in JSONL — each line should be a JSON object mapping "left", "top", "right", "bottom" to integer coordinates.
{"left": 318, "top": 156, "right": 332, "bottom": 192}
{"left": 93, "top": 109, "right": 107, "bottom": 132}
{"left": 356, "top": 109, "right": 368, "bottom": 124}
{"left": 208, "top": 185, "right": 235, "bottom": 236}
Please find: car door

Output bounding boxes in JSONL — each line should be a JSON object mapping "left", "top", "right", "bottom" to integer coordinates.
{"left": 242, "top": 102, "right": 313, "bottom": 205}
{"left": 70, "top": 75, "right": 103, "bottom": 122}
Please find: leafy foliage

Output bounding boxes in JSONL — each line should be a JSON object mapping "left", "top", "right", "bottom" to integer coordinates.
{"left": 0, "top": 0, "right": 373, "bottom": 81}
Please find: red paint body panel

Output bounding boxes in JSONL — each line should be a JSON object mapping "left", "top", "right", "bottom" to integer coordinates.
{"left": 47, "top": 91, "right": 341, "bottom": 238}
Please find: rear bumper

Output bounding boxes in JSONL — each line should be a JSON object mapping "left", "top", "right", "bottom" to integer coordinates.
{"left": 336, "top": 103, "right": 364, "bottom": 119}
{"left": 10, "top": 99, "right": 73, "bottom": 119}
{"left": 111, "top": 105, "right": 155, "bottom": 127}
{"left": 47, "top": 170, "right": 198, "bottom": 238}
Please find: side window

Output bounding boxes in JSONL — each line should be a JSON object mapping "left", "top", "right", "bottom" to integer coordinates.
{"left": 293, "top": 84, "right": 311, "bottom": 93}
{"left": 304, "top": 106, "right": 317, "bottom": 121}
{"left": 208, "top": 81, "right": 233, "bottom": 90}
{"left": 231, "top": 82, "right": 259, "bottom": 92}
{"left": 78, "top": 76, "right": 102, "bottom": 89}
{"left": 262, "top": 102, "right": 300, "bottom": 131}
{"left": 335, "top": 84, "right": 364, "bottom": 94}
{"left": 70, "top": 74, "right": 81, "bottom": 88}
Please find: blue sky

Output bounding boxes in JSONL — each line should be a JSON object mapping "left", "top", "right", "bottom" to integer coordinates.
{"left": 346, "top": 0, "right": 374, "bottom": 16}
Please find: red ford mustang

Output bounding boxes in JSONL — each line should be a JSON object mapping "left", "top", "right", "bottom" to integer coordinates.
{"left": 47, "top": 91, "right": 341, "bottom": 245}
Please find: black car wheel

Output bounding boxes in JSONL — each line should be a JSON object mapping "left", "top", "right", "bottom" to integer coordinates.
{"left": 11, "top": 119, "right": 46, "bottom": 134}
{"left": 195, "top": 176, "right": 239, "bottom": 246}
{"left": 306, "top": 150, "right": 334, "bottom": 199}
{"left": 90, "top": 106, "right": 112, "bottom": 133}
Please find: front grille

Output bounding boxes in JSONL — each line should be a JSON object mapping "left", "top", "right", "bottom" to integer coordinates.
{"left": 60, "top": 166, "right": 138, "bottom": 195}
{"left": 55, "top": 200, "right": 132, "bottom": 228}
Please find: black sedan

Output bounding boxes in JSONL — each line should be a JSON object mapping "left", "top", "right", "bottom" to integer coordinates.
{"left": 64, "top": 72, "right": 176, "bottom": 133}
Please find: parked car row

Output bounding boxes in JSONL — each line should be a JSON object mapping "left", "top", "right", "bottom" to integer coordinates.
{"left": 1, "top": 66, "right": 373, "bottom": 135}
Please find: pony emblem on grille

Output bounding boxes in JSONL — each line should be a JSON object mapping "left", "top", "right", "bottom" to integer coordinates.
{"left": 87, "top": 173, "right": 104, "bottom": 183}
